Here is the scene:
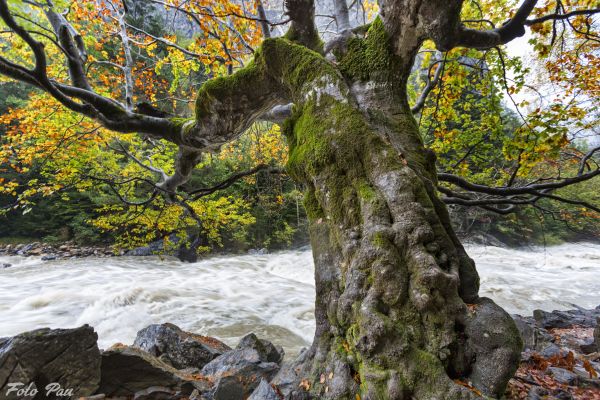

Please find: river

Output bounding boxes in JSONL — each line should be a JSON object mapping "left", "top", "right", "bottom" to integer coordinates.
{"left": 1, "top": 243, "right": 599, "bottom": 356}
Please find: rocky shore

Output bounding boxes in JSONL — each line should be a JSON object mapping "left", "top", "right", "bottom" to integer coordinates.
{"left": 0, "top": 306, "right": 599, "bottom": 399}
{"left": 0, "top": 241, "right": 117, "bottom": 261}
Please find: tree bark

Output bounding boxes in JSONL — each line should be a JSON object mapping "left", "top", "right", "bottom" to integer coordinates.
{"left": 265, "top": 19, "right": 521, "bottom": 400}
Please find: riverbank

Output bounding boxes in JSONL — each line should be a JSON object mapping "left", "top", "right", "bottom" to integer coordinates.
{"left": 0, "top": 306, "right": 598, "bottom": 399}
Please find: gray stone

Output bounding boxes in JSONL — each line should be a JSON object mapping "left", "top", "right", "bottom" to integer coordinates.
{"left": 1, "top": 263, "right": 11, "bottom": 268}
{"left": 98, "top": 345, "right": 182, "bottom": 396}
{"left": 248, "top": 379, "right": 280, "bottom": 400}
{"left": 133, "top": 386, "right": 179, "bottom": 400}
{"left": 134, "top": 323, "right": 230, "bottom": 369}
{"left": 540, "top": 343, "right": 562, "bottom": 358}
{"left": 201, "top": 348, "right": 280, "bottom": 398}
{"left": 547, "top": 367, "right": 579, "bottom": 386}
{"left": 512, "top": 314, "right": 553, "bottom": 352}
{"left": 237, "top": 333, "right": 284, "bottom": 364}
{"left": 465, "top": 297, "right": 522, "bottom": 398}
{"left": 97, "top": 345, "right": 211, "bottom": 397}
{"left": 212, "top": 375, "right": 245, "bottom": 400}
{"left": 533, "top": 308, "right": 600, "bottom": 329}
{"left": 0, "top": 325, "right": 101, "bottom": 399}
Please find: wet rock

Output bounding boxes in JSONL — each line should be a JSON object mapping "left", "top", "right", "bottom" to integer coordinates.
{"left": 98, "top": 345, "right": 183, "bottom": 396}
{"left": 547, "top": 367, "right": 579, "bottom": 385}
{"left": 133, "top": 386, "right": 181, "bottom": 400}
{"left": 540, "top": 343, "right": 562, "bottom": 358}
{"left": 0, "top": 325, "right": 101, "bottom": 399}
{"left": 1, "top": 263, "right": 12, "bottom": 268}
{"left": 41, "top": 254, "right": 57, "bottom": 261}
{"left": 248, "top": 379, "right": 280, "bottom": 400}
{"left": 533, "top": 307, "right": 600, "bottom": 329}
{"left": 134, "top": 323, "right": 230, "bottom": 369}
{"left": 201, "top": 348, "right": 280, "bottom": 398}
{"left": 512, "top": 314, "right": 554, "bottom": 352}
{"left": 527, "top": 386, "right": 549, "bottom": 400}
{"left": 465, "top": 297, "right": 522, "bottom": 398}
{"left": 237, "top": 333, "right": 284, "bottom": 364}
{"left": 248, "top": 248, "right": 268, "bottom": 255}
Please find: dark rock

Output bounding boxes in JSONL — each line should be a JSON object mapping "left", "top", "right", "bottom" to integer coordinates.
{"left": 512, "top": 314, "right": 554, "bottom": 352}
{"left": 97, "top": 345, "right": 182, "bottom": 396}
{"left": 237, "top": 333, "right": 284, "bottom": 364}
{"left": 41, "top": 254, "right": 57, "bottom": 261}
{"left": 527, "top": 386, "right": 549, "bottom": 400}
{"left": 248, "top": 379, "right": 280, "bottom": 400}
{"left": 540, "top": 343, "right": 562, "bottom": 358}
{"left": 0, "top": 325, "right": 101, "bottom": 399}
{"left": 212, "top": 375, "right": 245, "bottom": 400}
{"left": 464, "top": 297, "right": 522, "bottom": 398}
{"left": 134, "top": 323, "right": 230, "bottom": 369}
{"left": 533, "top": 308, "right": 600, "bottom": 329}
{"left": 547, "top": 367, "right": 579, "bottom": 386}
{"left": 201, "top": 348, "right": 280, "bottom": 398}
{"left": 1, "top": 263, "right": 11, "bottom": 268}
{"left": 126, "top": 240, "right": 164, "bottom": 256}
{"left": 97, "top": 345, "right": 211, "bottom": 397}
{"left": 580, "top": 342, "right": 598, "bottom": 354}
{"left": 133, "top": 386, "right": 179, "bottom": 400}
{"left": 595, "top": 320, "right": 600, "bottom": 347}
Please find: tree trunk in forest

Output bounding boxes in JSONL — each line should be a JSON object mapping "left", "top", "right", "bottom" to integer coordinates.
{"left": 259, "top": 19, "right": 522, "bottom": 400}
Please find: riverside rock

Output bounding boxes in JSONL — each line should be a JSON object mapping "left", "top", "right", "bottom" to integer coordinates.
{"left": 248, "top": 379, "right": 280, "bottom": 400}
{"left": 464, "top": 298, "right": 523, "bottom": 397}
{"left": 237, "top": 333, "right": 284, "bottom": 364}
{"left": 134, "top": 323, "right": 231, "bottom": 369}
{"left": 533, "top": 306, "right": 600, "bottom": 329}
{"left": 97, "top": 344, "right": 210, "bottom": 397}
{"left": 0, "top": 325, "right": 101, "bottom": 399}
{"left": 201, "top": 344, "right": 282, "bottom": 399}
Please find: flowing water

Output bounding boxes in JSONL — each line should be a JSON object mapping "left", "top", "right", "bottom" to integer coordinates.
{"left": 1, "top": 243, "right": 599, "bottom": 356}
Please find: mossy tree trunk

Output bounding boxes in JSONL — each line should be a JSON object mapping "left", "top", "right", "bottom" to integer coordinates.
{"left": 168, "top": 3, "right": 523, "bottom": 398}
{"left": 259, "top": 21, "right": 520, "bottom": 400}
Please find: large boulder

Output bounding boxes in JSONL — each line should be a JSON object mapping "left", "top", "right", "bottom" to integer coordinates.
{"left": 97, "top": 344, "right": 211, "bottom": 397}
{"left": 465, "top": 297, "right": 522, "bottom": 398}
{"left": 201, "top": 338, "right": 282, "bottom": 400}
{"left": 0, "top": 325, "right": 101, "bottom": 399}
{"left": 133, "top": 323, "right": 230, "bottom": 369}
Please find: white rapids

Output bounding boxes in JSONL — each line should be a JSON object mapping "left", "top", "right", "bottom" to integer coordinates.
{"left": 0, "top": 243, "right": 599, "bottom": 355}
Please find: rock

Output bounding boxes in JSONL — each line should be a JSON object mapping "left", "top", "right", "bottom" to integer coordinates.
{"left": 547, "top": 367, "right": 579, "bottom": 385}
{"left": 237, "top": 333, "right": 284, "bottom": 364}
{"left": 1, "top": 263, "right": 12, "bottom": 268}
{"left": 512, "top": 314, "right": 554, "bottom": 352}
{"left": 248, "top": 248, "right": 268, "bottom": 255}
{"left": 248, "top": 379, "right": 280, "bottom": 400}
{"left": 97, "top": 344, "right": 210, "bottom": 396}
{"left": 595, "top": 320, "right": 600, "bottom": 346}
{"left": 201, "top": 348, "right": 280, "bottom": 398}
{"left": 133, "top": 386, "right": 179, "bottom": 400}
{"left": 0, "top": 325, "right": 101, "bottom": 399}
{"left": 540, "top": 343, "right": 562, "bottom": 358}
{"left": 134, "top": 323, "right": 230, "bottom": 369}
{"left": 533, "top": 308, "right": 600, "bottom": 329}
{"left": 464, "top": 297, "right": 522, "bottom": 398}
{"left": 41, "top": 254, "right": 57, "bottom": 261}
{"left": 527, "top": 386, "right": 549, "bottom": 400}
{"left": 212, "top": 375, "right": 245, "bottom": 400}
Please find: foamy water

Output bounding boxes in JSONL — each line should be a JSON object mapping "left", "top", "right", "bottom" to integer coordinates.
{"left": 0, "top": 243, "right": 599, "bottom": 355}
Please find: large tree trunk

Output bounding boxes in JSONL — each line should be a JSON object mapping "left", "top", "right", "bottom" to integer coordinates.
{"left": 267, "top": 20, "right": 522, "bottom": 400}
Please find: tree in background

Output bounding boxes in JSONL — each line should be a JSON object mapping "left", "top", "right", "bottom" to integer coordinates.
{"left": 0, "top": 0, "right": 599, "bottom": 398}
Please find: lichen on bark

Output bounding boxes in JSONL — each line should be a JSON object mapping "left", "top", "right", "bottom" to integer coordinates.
{"left": 188, "top": 20, "right": 521, "bottom": 400}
